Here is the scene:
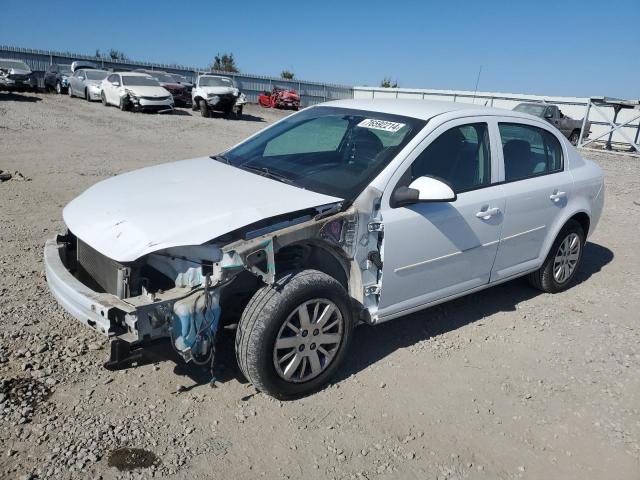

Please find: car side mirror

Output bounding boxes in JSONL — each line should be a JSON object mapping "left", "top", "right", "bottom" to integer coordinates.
{"left": 112, "top": 81, "right": 120, "bottom": 87}
{"left": 544, "top": 111, "right": 553, "bottom": 118}
{"left": 391, "top": 176, "right": 456, "bottom": 208}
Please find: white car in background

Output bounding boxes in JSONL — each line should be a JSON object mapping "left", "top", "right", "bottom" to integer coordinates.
{"left": 100, "top": 72, "right": 174, "bottom": 112}
{"left": 68, "top": 68, "right": 109, "bottom": 101}
{"left": 44, "top": 99, "right": 604, "bottom": 398}
{"left": 192, "top": 74, "right": 246, "bottom": 117}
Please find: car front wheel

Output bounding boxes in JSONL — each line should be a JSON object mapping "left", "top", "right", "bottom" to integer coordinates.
{"left": 101, "top": 91, "right": 107, "bottom": 106}
{"left": 199, "top": 99, "right": 209, "bottom": 117}
{"left": 55, "top": 81, "right": 62, "bottom": 94}
{"left": 236, "top": 269, "right": 354, "bottom": 399}
{"left": 528, "top": 219, "right": 585, "bottom": 293}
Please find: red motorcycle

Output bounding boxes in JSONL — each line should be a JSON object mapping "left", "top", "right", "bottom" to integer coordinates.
{"left": 258, "top": 87, "right": 300, "bottom": 110}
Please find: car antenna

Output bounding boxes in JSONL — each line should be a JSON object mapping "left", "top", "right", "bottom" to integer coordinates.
{"left": 472, "top": 65, "right": 482, "bottom": 104}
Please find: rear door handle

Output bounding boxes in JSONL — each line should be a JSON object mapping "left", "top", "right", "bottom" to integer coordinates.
{"left": 476, "top": 207, "right": 501, "bottom": 220}
{"left": 550, "top": 191, "right": 566, "bottom": 202}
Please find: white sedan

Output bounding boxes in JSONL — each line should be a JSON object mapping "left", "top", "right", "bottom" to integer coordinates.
{"left": 100, "top": 72, "right": 174, "bottom": 112}
{"left": 44, "top": 99, "right": 604, "bottom": 398}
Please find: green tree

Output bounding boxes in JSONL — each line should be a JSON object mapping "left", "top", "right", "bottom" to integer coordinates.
{"left": 280, "top": 70, "right": 295, "bottom": 80}
{"left": 380, "top": 77, "right": 399, "bottom": 88}
{"left": 211, "top": 53, "right": 239, "bottom": 73}
{"left": 108, "top": 49, "right": 127, "bottom": 61}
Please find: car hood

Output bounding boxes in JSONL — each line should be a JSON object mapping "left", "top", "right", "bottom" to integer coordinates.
{"left": 161, "top": 82, "right": 185, "bottom": 91}
{"left": 198, "top": 86, "right": 238, "bottom": 95}
{"left": 4, "top": 67, "right": 32, "bottom": 77}
{"left": 125, "top": 85, "right": 170, "bottom": 97}
{"left": 63, "top": 157, "right": 341, "bottom": 262}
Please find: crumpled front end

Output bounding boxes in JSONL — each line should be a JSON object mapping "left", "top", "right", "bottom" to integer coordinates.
{"left": 0, "top": 67, "right": 35, "bottom": 91}
{"left": 44, "top": 232, "right": 224, "bottom": 365}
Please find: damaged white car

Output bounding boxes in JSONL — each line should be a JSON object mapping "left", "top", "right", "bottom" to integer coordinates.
{"left": 191, "top": 74, "right": 246, "bottom": 118}
{"left": 100, "top": 72, "right": 174, "bottom": 113}
{"left": 45, "top": 99, "right": 604, "bottom": 397}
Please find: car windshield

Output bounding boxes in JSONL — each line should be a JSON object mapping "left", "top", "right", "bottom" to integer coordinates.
{"left": 0, "top": 60, "right": 30, "bottom": 70}
{"left": 200, "top": 76, "right": 233, "bottom": 87}
{"left": 85, "top": 70, "right": 108, "bottom": 80}
{"left": 122, "top": 75, "right": 160, "bottom": 86}
{"left": 151, "top": 72, "right": 175, "bottom": 83}
{"left": 514, "top": 104, "right": 546, "bottom": 116}
{"left": 58, "top": 65, "right": 72, "bottom": 74}
{"left": 222, "top": 106, "right": 426, "bottom": 199}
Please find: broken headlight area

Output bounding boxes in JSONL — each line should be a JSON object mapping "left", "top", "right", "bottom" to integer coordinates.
{"left": 54, "top": 232, "right": 226, "bottom": 367}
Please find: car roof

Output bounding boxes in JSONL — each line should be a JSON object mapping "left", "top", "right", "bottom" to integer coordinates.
{"left": 321, "top": 98, "right": 543, "bottom": 122}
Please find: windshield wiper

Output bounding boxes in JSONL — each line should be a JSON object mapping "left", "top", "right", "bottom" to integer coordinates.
{"left": 210, "top": 153, "right": 230, "bottom": 164}
{"left": 239, "top": 164, "right": 298, "bottom": 187}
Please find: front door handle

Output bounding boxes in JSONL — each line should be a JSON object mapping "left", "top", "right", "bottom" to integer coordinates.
{"left": 550, "top": 191, "right": 566, "bottom": 202}
{"left": 476, "top": 207, "right": 501, "bottom": 220}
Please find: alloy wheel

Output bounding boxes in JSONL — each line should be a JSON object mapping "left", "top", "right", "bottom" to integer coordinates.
{"left": 553, "top": 232, "right": 581, "bottom": 283}
{"left": 273, "top": 299, "right": 344, "bottom": 383}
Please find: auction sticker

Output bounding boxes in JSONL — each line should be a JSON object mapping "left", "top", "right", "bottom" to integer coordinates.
{"left": 357, "top": 119, "right": 405, "bottom": 133}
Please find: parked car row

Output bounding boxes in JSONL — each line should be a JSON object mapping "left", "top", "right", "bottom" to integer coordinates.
{"left": 47, "top": 60, "right": 248, "bottom": 117}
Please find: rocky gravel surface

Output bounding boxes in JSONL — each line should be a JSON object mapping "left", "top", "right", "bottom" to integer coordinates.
{"left": 0, "top": 91, "right": 639, "bottom": 479}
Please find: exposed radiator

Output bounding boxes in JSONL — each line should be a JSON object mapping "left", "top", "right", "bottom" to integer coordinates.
{"left": 76, "top": 239, "right": 128, "bottom": 297}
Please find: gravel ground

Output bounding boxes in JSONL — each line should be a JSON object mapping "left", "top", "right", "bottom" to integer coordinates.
{"left": 0, "top": 91, "right": 639, "bottom": 480}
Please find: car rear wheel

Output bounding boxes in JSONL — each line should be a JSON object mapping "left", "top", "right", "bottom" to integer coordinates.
{"left": 528, "top": 220, "right": 585, "bottom": 293}
{"left": 235, "top": 269, "right": 354, "bottom": 399}
{"left": 199, "top": 99, "right": 210, "bottom": 117}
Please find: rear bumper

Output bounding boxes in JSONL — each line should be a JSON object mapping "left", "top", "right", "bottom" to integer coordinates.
{"left": 44, "top": 237, "right": 133, "bottom": 336}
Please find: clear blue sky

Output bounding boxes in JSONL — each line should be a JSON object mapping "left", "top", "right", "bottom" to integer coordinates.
{"left": 1, "top": 0, "right": 638, "bottom": 98}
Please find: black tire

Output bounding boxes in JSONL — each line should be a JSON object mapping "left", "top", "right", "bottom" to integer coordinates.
{"left": 236, "top": 269, "right": 354, "bottom": 399}
{"left": 527, "top": 220, "right": 585, "bottom": 293}
{"left": 119, "top": 96, "right": 130, "bottom": 112}
{"left": 101, "top": 91, "right": 107, "bottom": 106}
{"left": 236, "top": 106, "right": 243, "bottom": 118}
{"left": 191, "top": 100, "right": 198, "bottom": 111}
{"left": 68, "top": 85, "right": 73, "bottom": 97}
{"left": 85, "top": 88, "right": 90, "bottom": 101}
{"left": 569, "top": 130, "right": 580, "bottom": 146}
{"left": 199, "top": 99, "right": 209, "bottom": 117}
{"left": 55, "top": 81, "right": 62, "bottom": 94}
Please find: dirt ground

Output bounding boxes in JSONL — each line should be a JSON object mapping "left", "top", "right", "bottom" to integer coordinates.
{"left": 0, "top": 91, "right": 639, "bottom": 480}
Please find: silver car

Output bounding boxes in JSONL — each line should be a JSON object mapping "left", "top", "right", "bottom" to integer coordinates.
{"left": 68, "top": 68, "right": 109, "bottom": 101}
{"left": 44, "top": 100, "right": 604, "bottom": 398}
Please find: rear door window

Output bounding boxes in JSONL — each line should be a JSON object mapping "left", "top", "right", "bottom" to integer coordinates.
{"left": 499, "top": 123, "right": 563, "bottom": 182}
